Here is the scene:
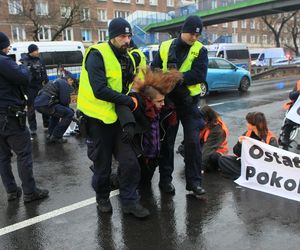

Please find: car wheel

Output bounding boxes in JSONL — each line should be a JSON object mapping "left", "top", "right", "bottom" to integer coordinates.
{"left": 200, "top": 82, "right": 208, "bottom": 97}
{"left": 238, "top": 76, "right": 250, "bottom": 92}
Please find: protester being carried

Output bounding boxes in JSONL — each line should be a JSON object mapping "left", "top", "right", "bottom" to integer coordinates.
{"left": 218, "top": 112, "right": 278, "bottom": 180}
{"left": 177, "top": 105, "right": 229, "bottom": 172}
{"left": 116, "top": 68, "right": 182, "bottom": 187}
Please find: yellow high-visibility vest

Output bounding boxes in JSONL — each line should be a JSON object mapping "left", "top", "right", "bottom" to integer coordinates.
{"left": 77, "top": 42, "right": 136, "bottom": 124}
{"left": 160, "top": 38, "right": 203, "bottom": 96}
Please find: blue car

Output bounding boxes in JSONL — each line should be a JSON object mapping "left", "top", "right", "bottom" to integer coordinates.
{"left": 200, "top": 57, "right": 252, "bottom": 96}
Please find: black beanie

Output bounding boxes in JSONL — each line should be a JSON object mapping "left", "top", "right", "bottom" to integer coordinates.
{"left": 181, "top": 15, "right": 203, "bottom": 34}
{"left": 109, "top": 18, "right": 132, "bottom": 39}
{"left": 0, "top": 32, "right": 10, "bottom": 50}
{"left": 28, "top": 44, "right": 39, "bottom": 53}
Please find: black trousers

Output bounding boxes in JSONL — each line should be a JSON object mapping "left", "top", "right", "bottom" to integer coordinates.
{"left": 86, "top": 117, "right": 140, "bottom": 205}
{"left": 218, "top": 155, "right": 241, "bottom": 180}
{"left": 159, "top": 96, "right": 205, "bottom": 187}
{"left": 27, "top": 87, "right": 49, "bottom": 130}
{"left": 0, "top": 114, "right": 36, "bottom": 194}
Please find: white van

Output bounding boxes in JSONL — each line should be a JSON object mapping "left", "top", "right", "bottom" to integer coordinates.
{"left": 255, "top": 48, "right": 286, "bottom": 66}
{"left": 140, "top": 44, "right": 159, "bottom": 64}
{"left": 249, "top": 48, "right": 264, "bottom": 65}
{"left": 9, "top": 41, "right": 85, "bottom": 80}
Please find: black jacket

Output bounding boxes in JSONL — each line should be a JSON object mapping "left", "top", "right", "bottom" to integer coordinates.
{"left": 233, "top": 131, "right": 278, "bottom": 157}
{"left": 20, "top": 54, "right": 48, "bottom": 89}
{"left": 0, "top": 51, "right": 29, "bottom": 108}
{"left": 34, "top": 79, "right": 71, "bottom": 108}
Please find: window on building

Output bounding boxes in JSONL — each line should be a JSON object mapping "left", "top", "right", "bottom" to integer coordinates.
{"left": 98, "top": 29, "right": 107, "bottom": 42}
{"left": 8, "top": 0, "right": 23, "bottom": 15}
{"left": 241, "top": 20, "right": 247, "bottom": 29}
{"left": 61, "top": 6, "right": 71, "bottom": 18}
{"left": 167, "top": 0, "right": 174, "bottom": 7}
{"left": 250, "top": 35, "right": 255, "bottom": 44}
{"left": 222, "top": 22, "right": 228, "bottom": 28}
{"left": 136, "top": 0, "right": 144, "bottom": 4}
{"left": 81, "top": 8, "right": 90, "bottom": 21}
{"left": 232, "top": 34, "right": 238, "bottom": 43}
{"left": 81, "top": 29, "right": 92, "bottom": 42}
{"left": 113, "top": 0, "right": 130, "bottom": 3}
{"left": 232, "top": 21, "right": 238, "bottom": 28}
{"left": 35, "top": 1, "right": 48, "bottom": 16}
{"left": 38, "top": 26, "right": 51, "bottom": 41}
{"left": 262, "top": 35, "right": 268, "bottom": 45}
{"left": 221, "top": 0, "right": 227, "bottom": 7}
{"left": 241, "top": 34, "right": 247, "bottom": 43}
{"left": 63, "top": 28, "right": 73, "bottom": 41}
{"left": 11, "top": 25, "right": 26, "bottom": 41}
{"left": 97, "top": 9, "right": 107, "bottom": 21}
{"left": 114, "top": 10, "right": 130, "bottom": 18}
{"left": 149, "top": 0, "right": 157, "bottom": 6}
{"left": 212, "top": 0, "right": 217, "bottom": 9}
{"left": 250, "top": 19, "right": 255, "bottom": 29}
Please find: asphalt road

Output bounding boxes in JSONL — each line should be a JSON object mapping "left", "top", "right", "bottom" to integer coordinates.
{"left": 1, "top": 76, "right": 300, "bottom": 250}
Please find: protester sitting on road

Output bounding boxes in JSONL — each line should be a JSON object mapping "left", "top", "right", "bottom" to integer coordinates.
{"left": 34, "top": 79, "right": 74, "bottom": 144}
{"left": 116, "top": 68, "right": 182, "bottom": 187}
{"left": 177, "top": 105, "right": 229, "bottom": 172}
{"left": 279, "top": 80, "right": 300, "bottom": 150}
{"left": 218, "top": 112, "right": 278, "bottom": 180}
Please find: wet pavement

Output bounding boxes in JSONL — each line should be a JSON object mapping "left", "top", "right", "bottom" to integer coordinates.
{"left": 1, "top": 76, "right": 300, "bottom": 249}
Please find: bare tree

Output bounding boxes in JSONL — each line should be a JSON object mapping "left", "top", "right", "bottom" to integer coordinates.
{"left": 261, "top": 12, "right": 297, "bottom": 47}
{"left": 9, "top": 0, "right": 88, "bottom": 41}
{"left": 284, "top": 11, "right": 300, "bottom": 57}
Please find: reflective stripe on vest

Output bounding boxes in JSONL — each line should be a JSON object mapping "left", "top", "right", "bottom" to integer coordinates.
{"left": 77, "top": 43, "right": 136, "bottom": 124}
{"left": 283, "top": 80, "right": 300, "bottom": 110}
{"left": 160, "top": 39, "right": 203, "bottom": 96}
{"left": 200, "top": 118, "right": 229, "bottom": 154}
{"left": 245, "top": 130, "right": 275, "bottom": 144}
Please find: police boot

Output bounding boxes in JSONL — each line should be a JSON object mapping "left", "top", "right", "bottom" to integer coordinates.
{"left": 7, "top": 186, "right": 22, "bottom": 201}
{"left": 97, "top": 198, "right": 112, "bottom": 213}
{"left": 24, "top": 188, "right": 49, "bottom": 203}
{"left": 186, "top": 184, "right": 206, "bottom": 196}
{"left": 122, "top": 202, "right": 150, "bottom": 218}
{"left": 159, "top": 182, "right": 175, "bottom": 194}
{"left": 48, "top": 136, "right": 68, "bottom": 144}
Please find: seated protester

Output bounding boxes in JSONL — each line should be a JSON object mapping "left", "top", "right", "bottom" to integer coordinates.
{"left": 177, "top": 105, "right": 229, "bottom": 172}
{"left": 218, "top": 112, "right": 278, "bottom": 180}
{"left": 116, "top": 68, "right": 182, "bottom": 187}
{"left": 279, "top": 80, "right": 300, "bottom": 150}
{"left": 34, "top": 79, "right": 74, "bottom": 144}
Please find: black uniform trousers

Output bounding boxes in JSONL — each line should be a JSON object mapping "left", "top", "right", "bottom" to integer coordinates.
{"left": 159, "top": 96, "right": 205, "bottom": 187}
{"left": 86, "top": 117, "right": 140, "bottom": 205}
{"left": 0, "top": 114, "right": 36, "bottom": 194}
{"left": 27, "top": 87, "right": 49, "bottom": 131}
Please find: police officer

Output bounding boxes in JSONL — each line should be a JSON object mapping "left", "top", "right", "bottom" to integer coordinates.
{"left": 21, "top": 44, "right": 49, "bottom": 135}
{"left": 34, "top": 79, "right": 74, "bottom": 144}
{"left": 0, "top": 32, "right": 49, "bottom": 202}
{"left": 77, "top": 18, "right": 149, "bottom": 218}
{"left": 151, "top": 15, "right": 208, "bottom": 196}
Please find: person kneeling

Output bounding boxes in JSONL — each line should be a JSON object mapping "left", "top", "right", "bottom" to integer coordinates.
{"left": 34, "top": 79, "right": 74, "bottom": 143}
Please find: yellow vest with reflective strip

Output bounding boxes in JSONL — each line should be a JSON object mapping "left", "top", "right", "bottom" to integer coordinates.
{"left": 160, "top": 39, "right": 203, "bottom": 96}
{"left": 130, "top": 48, "right": 147, "bottom": 81}
{"left": 77, "top": 42, "right": 136, "bottom": 124}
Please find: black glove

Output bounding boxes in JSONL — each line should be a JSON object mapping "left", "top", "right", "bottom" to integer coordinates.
{"left": 121, "top": 123, "right": 135, "bottom": 144}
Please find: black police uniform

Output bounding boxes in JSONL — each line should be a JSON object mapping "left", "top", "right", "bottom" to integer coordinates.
{"left": 20, "top": 54, "right": 49, "bottom": 132}
{"left": 0, "top": 50, "right": 37, "bottom": 196}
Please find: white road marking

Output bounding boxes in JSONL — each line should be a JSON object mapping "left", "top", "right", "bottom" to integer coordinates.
{"left": 208, "top": 102, "right": 224, "bottom": 107}
{"left": 0, "top": 189, "right": 120, "bottom": 237}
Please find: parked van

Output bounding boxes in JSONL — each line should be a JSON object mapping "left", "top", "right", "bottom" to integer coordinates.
{"left": 249, "top": 48, "right": 264, "bottom": 65}
{"left": 9, "top": 41, "right": 85, "bottom": 80}
{"left": 206, "top": 43, "right": 250, "bottom": 70}
{"left": 255, "top": 48, "right": 285, "bottom": 66}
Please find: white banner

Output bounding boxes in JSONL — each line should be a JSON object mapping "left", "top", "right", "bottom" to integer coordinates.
{"left": 286, "top": 95, "right": 300, "bottom": 124}
{"left": 235, "top": 137, "right": 300, "bottom": 202}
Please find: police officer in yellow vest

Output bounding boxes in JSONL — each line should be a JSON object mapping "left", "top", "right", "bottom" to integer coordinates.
{"left": 151, "top": 15, "right": 208, "bottom": 196}
{"left": 77, "top": 18, "right": 149, "bottom": 218}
